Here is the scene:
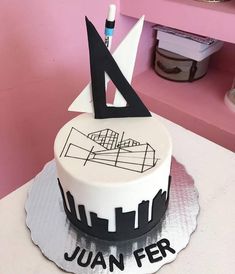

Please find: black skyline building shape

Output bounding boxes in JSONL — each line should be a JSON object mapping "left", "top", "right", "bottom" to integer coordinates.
{"left": 58, "top": 176, "right": 171, "bottom": 241}
{"left": 138, "top": 200, "right": 149, "bottom": 228}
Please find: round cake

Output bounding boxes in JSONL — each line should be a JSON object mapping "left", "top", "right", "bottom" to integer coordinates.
{"left": 54, "top": 112, "right": 172, "bottom": 241}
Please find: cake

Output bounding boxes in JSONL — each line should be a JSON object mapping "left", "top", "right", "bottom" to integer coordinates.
{"left": 54, "top": 16, "right": 172, "bottom": 241}
{"left": 54, "top": 113, "right": 172, "bottom": 241}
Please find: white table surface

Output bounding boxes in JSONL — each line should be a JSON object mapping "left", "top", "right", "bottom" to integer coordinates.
{"left": 1, "top": 115, "right": 235, "bottom": 274}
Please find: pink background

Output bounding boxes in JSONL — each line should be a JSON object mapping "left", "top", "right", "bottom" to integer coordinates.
{"left": 0, "top": 1, "right": 154, "bottom": 198}
{"left": 1, "top": 1, "right": 234, "bottom": 199}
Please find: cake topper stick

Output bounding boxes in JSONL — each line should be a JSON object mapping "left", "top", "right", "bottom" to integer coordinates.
{"left": 68, "top": 16, "right": 146, "bottom": 114}
{"left": 104, "top": 4, "right": 118, "bottom": 104}
{"left": 85, "top": 17, "right": 151, "bottom": 118}
{"left": 104, "top": 4, "right": 126, "bottom": 107}
{"left": 104, "top": 4, "right": 116, "bottom": 50}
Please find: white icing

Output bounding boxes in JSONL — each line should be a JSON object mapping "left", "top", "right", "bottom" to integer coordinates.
{"left": 54, "top": 113, "right": 172, "bottom": 232}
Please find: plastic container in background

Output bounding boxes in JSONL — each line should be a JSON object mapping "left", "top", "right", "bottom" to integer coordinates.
{"left": 154, "top": 47, "right": 210, "bottom": 82}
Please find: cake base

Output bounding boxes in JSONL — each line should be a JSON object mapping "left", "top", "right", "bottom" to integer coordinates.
{"left": 25, "top": 158, "right": 199, "bottom": 274}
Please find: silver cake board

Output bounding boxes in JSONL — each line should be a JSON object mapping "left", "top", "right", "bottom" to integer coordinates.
{"left": 25, "top": 157, "right": 199, "bottom": 274}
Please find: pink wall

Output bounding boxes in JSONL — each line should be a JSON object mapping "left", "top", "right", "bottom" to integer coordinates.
{"left": 210, "top": 42, "right": 235, "bottom": 75}
{"left": 0, "top": 1, "right": 153, "bottom": 198}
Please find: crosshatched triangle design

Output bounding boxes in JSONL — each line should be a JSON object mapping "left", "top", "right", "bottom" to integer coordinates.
{"left": 85, "top": 17, "right": 151, "bottom": 119}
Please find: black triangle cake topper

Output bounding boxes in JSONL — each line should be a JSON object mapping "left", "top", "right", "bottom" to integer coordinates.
{"left": 85, "top": 17, "right": 151, "bottom": 119}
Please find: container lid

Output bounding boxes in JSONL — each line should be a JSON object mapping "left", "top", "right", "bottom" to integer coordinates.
{"left": 156, "top": 47, "right": 191, "bottom": 61}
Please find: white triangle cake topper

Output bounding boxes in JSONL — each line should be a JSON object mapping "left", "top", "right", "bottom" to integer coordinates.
{"left": 68, "top": 16, "right": 145, "bottom": 113}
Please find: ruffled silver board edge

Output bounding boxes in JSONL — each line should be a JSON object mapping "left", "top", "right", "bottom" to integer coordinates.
{"left": 25, "top": 157, "right": 199, "bottom": 274}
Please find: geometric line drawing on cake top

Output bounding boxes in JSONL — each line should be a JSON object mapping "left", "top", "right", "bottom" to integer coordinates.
{"left": 59, "top": 127, "right": 160, "bottom": 173}
{"left": 58, "top": 176, "right": 171, "bottom": 241}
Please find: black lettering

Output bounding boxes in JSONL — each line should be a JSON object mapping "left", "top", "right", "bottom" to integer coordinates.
{"left": 133, "top": 248, "right": 145, "bottom": 267}
{"left": 90, "top": 251, "right": 106, "bottom": 269}
{"left": 145, "top": 244, "right": 163, "bottom": 263}
{"left": 64, "top": 246, "right": 80, "bottom": 261}
{"left": 157, "top": 238, "right": 176, "bottom": 258}
{"left": 77, "top": 249, "right": 93, "bottom": 267}
{"left": 109, "top": 253, "right": 124, "bottom": 272}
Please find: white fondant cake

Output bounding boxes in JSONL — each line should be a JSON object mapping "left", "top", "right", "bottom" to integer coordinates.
{"left": 54, "top": 112, "right": 172, "bottom": 241}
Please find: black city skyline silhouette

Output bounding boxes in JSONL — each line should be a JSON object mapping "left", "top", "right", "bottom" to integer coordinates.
{"left": 58, "top": 176, "right": 171, "bottom": 241}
